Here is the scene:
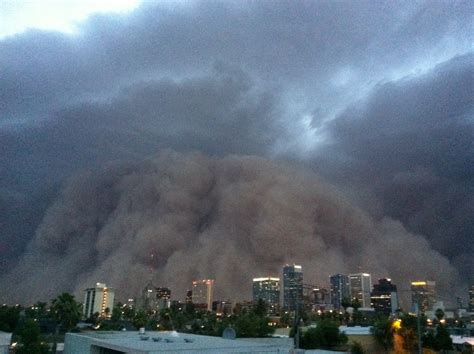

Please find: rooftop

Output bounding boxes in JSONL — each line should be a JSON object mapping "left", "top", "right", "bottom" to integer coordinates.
{"left": 64, "top": 330, "right": 293, "bottom": 353}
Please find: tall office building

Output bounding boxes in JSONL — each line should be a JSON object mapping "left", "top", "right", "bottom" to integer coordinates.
{"left": 83, "top": 283, "right": 115, "bottom": 319}
{"left": 282, "top": 264, "right": 303, "bottom": 311}
{"left": 470, "top": 285, "right": 474, "bottom": 312}
{"left": 142, "top": 281, "right": 158, "bottom": 311}
{"left": 349, "top": 273, "right": 372, "bottom": 308}
{"left": 253, "top": 277, "right": 280, "bottom": 313}
{"left": 330, "top": 274, "right": 350, "bottom": 310}
{"left": 192, "top": 279, "right": 215, "bottom": 310}
{"left": 370, "top": 278, "right": 399, "bottom": 315}
{"left": 411, "top": 280, "right": 436, "bottom": 312}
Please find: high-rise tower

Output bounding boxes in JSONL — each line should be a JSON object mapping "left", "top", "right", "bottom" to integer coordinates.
{"left": 192, "top": 279, "right": 215, "bottom": 310}
{"left": 411, "top": 280, "right": 436, "bottom": 312}
{"left": 349, "top": 273, "right": 372, "bottom": 308}
{"left": 253, "top": 277, "right": 280, "bottom": 313}
{"left": 83, "top": 282, "right": 115, "bottom": 319}
{"left": 370, "top": 278, "right": 398, "bottom": 315}
{"left": 282, "top": 264, "right": 303, "bottom": 311}
{"left": 330, "top": 274, "right": 350, "bottom": 310}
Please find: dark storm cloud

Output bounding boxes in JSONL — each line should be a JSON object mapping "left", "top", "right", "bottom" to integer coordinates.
{"left": 316, "top": 54, "right": 474, "bottom": 281}
{"left": 0, "top": 0, "right": 472, "bottom": 302}
{"left": 1, "top": 1, "right": 470, "bottom": 123}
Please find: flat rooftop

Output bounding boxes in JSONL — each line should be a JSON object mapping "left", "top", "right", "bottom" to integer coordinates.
{"left": 64, "top": 331, "right": 293, "bottom": 353}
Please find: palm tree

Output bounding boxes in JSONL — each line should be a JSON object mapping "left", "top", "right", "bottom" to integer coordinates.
{"left": 50, "top": 292, "right": 82, "bottom": 352}
{"left": 50, "top": 292, "right": 82, "bottom": 331}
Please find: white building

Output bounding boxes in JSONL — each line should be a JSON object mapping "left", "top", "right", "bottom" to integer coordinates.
{"left": 83, "top": 282, "right": 115, "bottom": 319}
{"left": 349, "top": 273, "right": 372, "bottom": 308}
{"left": 64, "top": 331, "right": 292, "bottom": 353}
{"left": 0, "top": 332, "right": 12, "bottom": 354}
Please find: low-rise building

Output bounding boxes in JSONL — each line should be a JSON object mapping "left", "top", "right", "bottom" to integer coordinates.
{"left": 64, "top": 331, "right": 292, "bottom": 353}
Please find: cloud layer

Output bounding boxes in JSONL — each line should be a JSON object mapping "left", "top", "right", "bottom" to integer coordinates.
{"left": 0, "top": 0, "right": 472, "bottom": 303}
{"left": 0, "top": 152, "right": 462, "bottom": 305}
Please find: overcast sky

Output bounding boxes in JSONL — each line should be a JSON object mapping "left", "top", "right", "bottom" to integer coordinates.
{"left": 0, "top": 0, "right": 472, "bottom": 303}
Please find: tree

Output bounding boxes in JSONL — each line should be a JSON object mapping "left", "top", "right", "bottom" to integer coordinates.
{"left": 341, "top": 297, "right": 351, "bottom": 311}
{"left": 16, "top": 319, "right": 49, "bottom": 354}
{"left": 132, "top": 310, "right": 149, "bottom": 329}
{"left": 350, "top": 340, "right": 365, "bottom": 354}
{"left": 435, "top": 308, "right": 445, "bottom": 322}
{"left": 371, "top": 317, "right": 394, "bottom": 352}
{"left": 50, "top": 292, "right": 82, "bottom": 331}
{"left": 351, "top": 298, "right": 361, "bottom": 311}
{"left": 253, "top": 298, "right": 267, "bottom": 316}
{"left": 235, "top": 312, "right": 274, "bottom": 338}
{"left": 434, "top": 324, "right": 453, "bottom": 352}
{"left": 0, "top": 304, "right": 22, "bottom": 332}
{"left": 111, "top": 304, "right": 122, "bottom": 323}
{"left": 24, "top": 302, "right": 48, "bottom": 320}
{"left": 300, "top": 319, "right": 348, "bottom": 350}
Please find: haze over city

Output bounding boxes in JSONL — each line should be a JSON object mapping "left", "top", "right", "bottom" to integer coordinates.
{"left": 0, "top": 0, "right": 472, "bottom": 308}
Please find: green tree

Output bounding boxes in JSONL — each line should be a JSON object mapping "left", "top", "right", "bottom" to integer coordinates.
{"left": 350, "top": 340, "right": 365, "bottom": 354}
{"left": 132, "top": 309, "right": 149, "bottom": 329}
{"left": 341, "top": 297, "right": 351, "bottom": 311}
{"left": 0, "top": 304, "right": 22, "bottom": 332}
{"left": 398, "top": 312, "right": 427, "bottom": 352}
{"left": 111, "top": 304, "right": 122, "bottom": 323}
{"left": 351, "top": 298, "right": 361, "bottom": 311}
{"left": 370, "top": 317, "right": 394, "bottom": 352}
{"left": 300, "top": 319, "right": 348, "bottom": 350}
{"left": 434, "top": 324, "right": 453, "bottom": 352}
{"left": 235, "top": 312, "right": 274, "bottom": 337}
{"left": 50, "top": 292, "right": 82, "bottom": 331}
{"left": 24, "top": 302, "right": 48, "bottom": 320}
{"left": 123, "top": 305, "right": 135, "bottom": 321}
{"left": 435, "top": 308, "right": 445, "bottom": 322}
{"left": 16, "top": 319, "right": 49, "bottom": 354}
{"left": 253, "top": 298, "right": 267, "bottom": 316}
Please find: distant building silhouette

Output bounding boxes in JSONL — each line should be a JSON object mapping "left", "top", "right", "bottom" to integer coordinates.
{"left": 310, "top": 287, "right": 332, "bottom": 311}
{"left": 370, "top": 278, "right": 398, "bottom": 315}
{"left": 282, "top": 264, "right": 303, "bottom": 311}
{"left": 156, "top": 287, "right": 171, "bottom": 309}
{"left": 411, "top": 280, "right": 436, "bottom": 312}
{"left": 252, "top": 277, "right": 280, "bottom": 314}
{"left": 349, "top": 273, "right": 372, "bottom": 308}
{"left": 141, "top": 281, "right": 158, "bottom": 311}
{"left": 330, "top": 274, "right": 350, "bottom": 310}
{"left": 192, "top": 279, "right": 215, "bottom": 310}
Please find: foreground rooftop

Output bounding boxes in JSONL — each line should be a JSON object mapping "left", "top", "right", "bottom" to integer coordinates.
{"left": 64, "top": 330, "right": 293, "bottom": 353}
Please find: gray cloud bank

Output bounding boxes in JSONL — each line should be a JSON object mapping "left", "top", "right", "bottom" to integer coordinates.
{"left": 0, "top": 0, "right": 472, "bottom": 303}
{"left": 0, "top": 151, "right": 463, "bottom": 305}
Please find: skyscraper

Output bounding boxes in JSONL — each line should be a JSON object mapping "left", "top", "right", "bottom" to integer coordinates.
{"left": 330, "top": 274, "right": 350, "bottom": 310}
{"left": 253, "top": 277, "right": 280, "bottom": 313}
{"left": 370, "top": 278, "right": 399, "bottom": 315}
{"left": 282, "top": 264, "right": 303, "bottom": 311}
{"left": 192, "top": 279, "right": 215, "bottom": 310}
{"left": 411, "top": 280, "right": 436, "bottom": 312}
{"left": 83, "top": 282, "right": 115, "bottom": 319}
{"left": 349, "top": 273, "right": 372, "bottom": 308}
